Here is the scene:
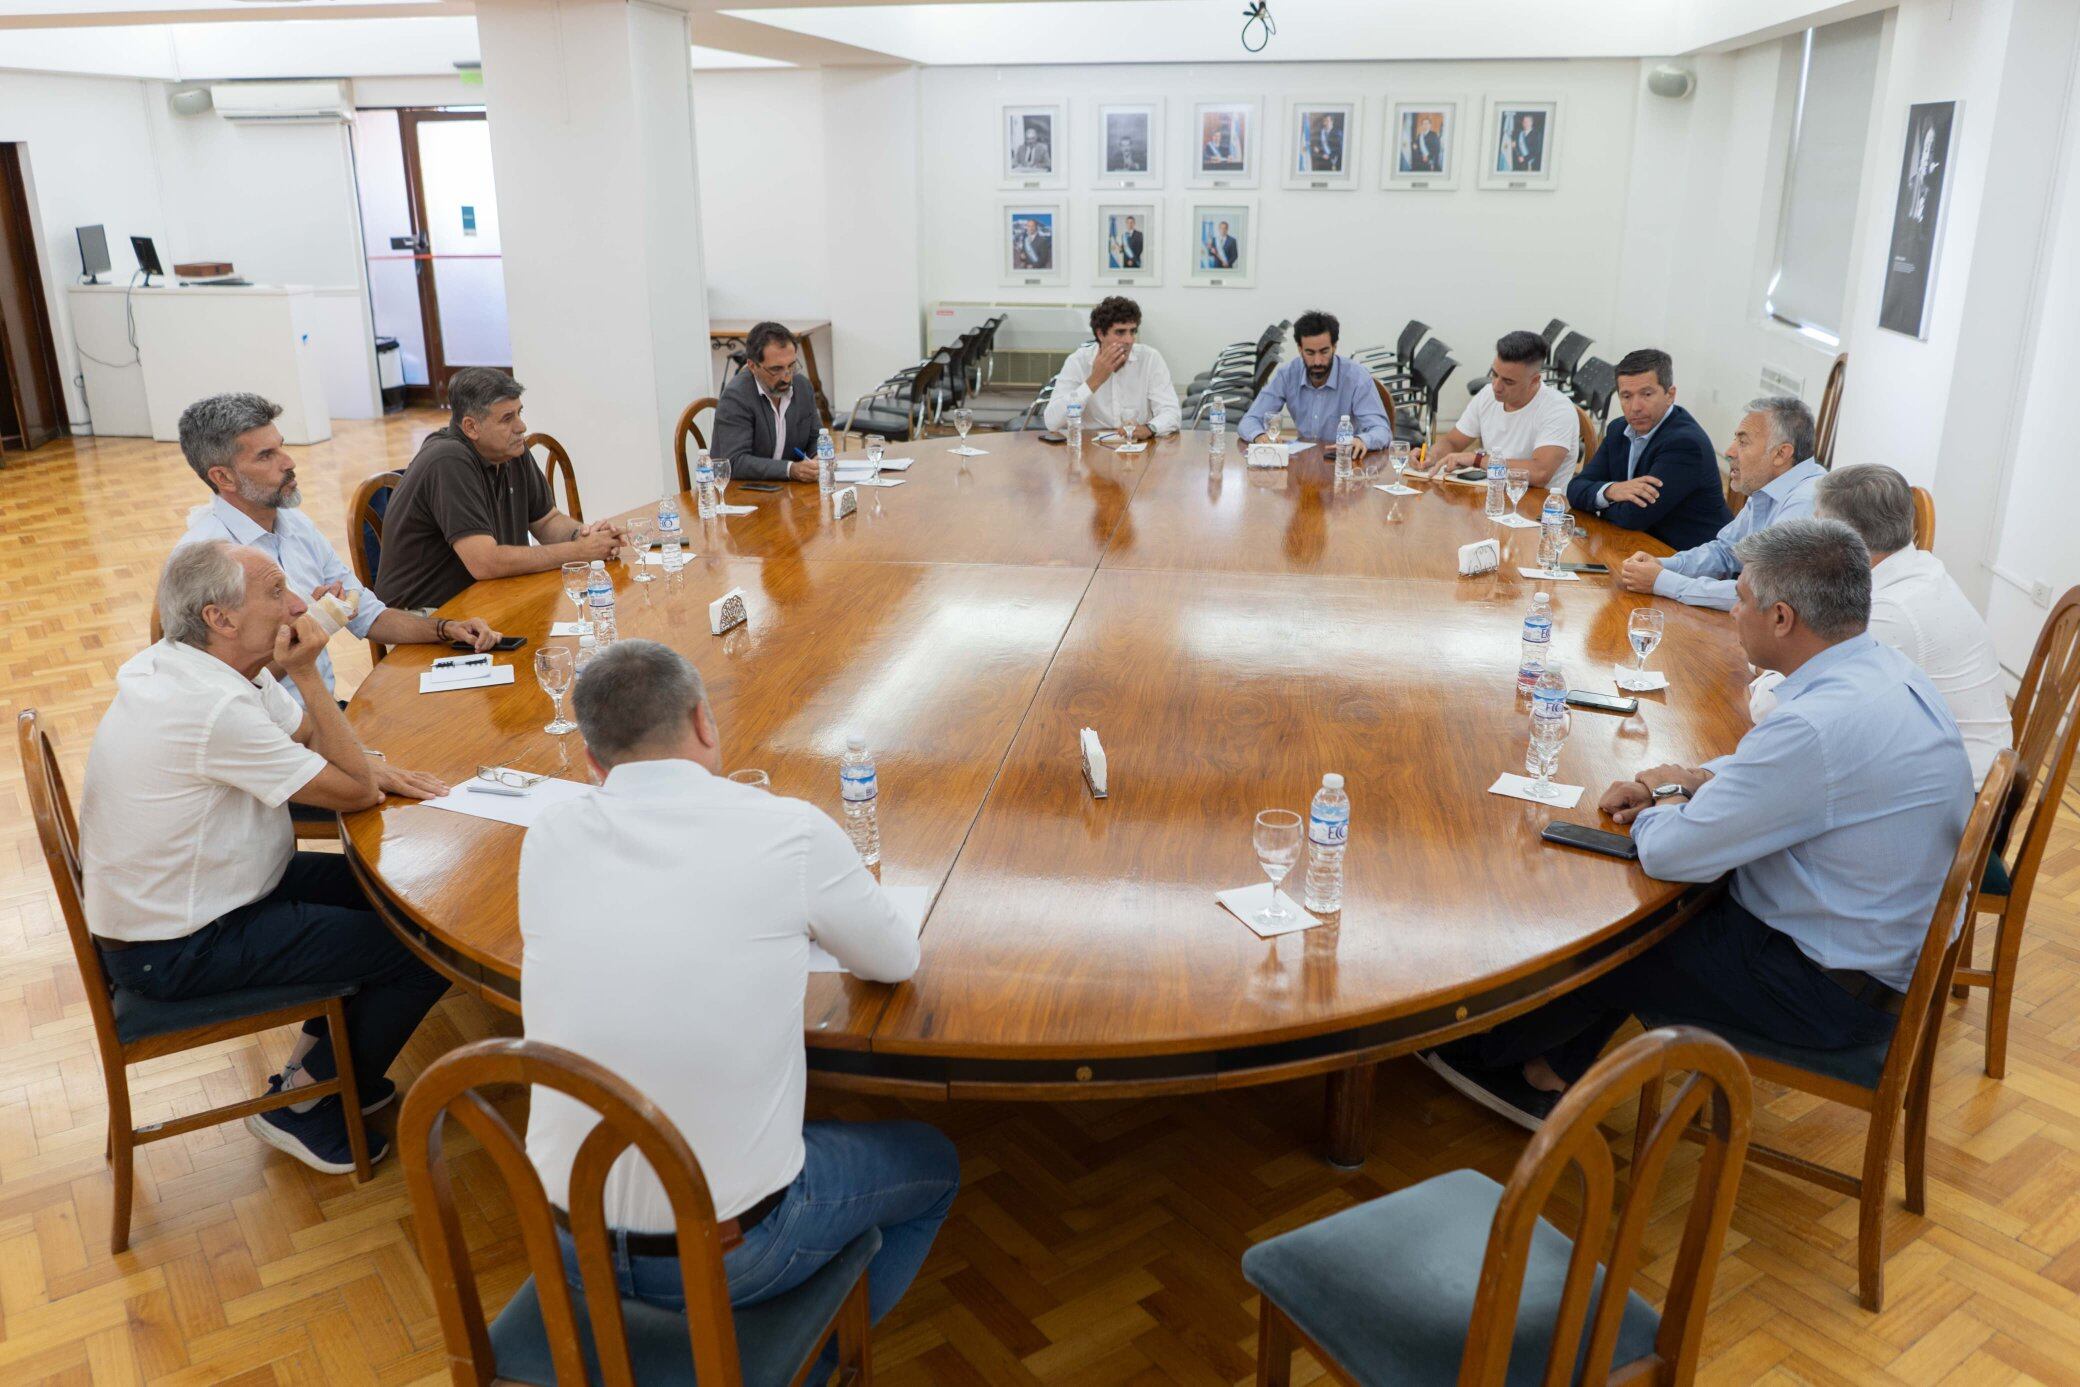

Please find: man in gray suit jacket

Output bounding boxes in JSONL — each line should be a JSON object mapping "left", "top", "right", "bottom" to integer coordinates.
{"left": 711, "top": 322, "right": 821, "bottom": 482}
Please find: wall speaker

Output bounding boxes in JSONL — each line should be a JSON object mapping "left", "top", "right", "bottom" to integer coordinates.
{"left": 168, "top": 87, "right": 214, "bottom": 117}
{"left": 1647, "top": 65, "right": 1695, "bottom": 100}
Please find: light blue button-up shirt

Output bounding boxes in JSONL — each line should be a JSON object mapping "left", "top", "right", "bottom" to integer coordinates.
{"left": 177, "top": 496, "right": 387, "bottom": 705}
{"left": 1631, "top": 635, "right": 1972, "bottom": 991}
{"left": 1651, "top": 458, "right": 1825, "bottom": 610}
{"left": 1239, "top": 355, "right": 1393, "bottom": 450}
{"left": 1593, "top": 409, "right": 1669, "bottom": 509}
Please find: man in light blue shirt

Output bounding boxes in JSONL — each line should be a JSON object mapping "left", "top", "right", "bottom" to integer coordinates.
{"left": 1617, "top": 396, "right": 1823, "bottom": 610}
{"left": 1239, "top": 310, "right": 1392, "bottom": 455}
{"left": 1422, "top": 519, "right": 1972, "bottom": 1129}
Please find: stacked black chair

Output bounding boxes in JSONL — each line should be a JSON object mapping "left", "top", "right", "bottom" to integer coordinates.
{"left": 842, "top": 354, "right": 944, "bottom": 443}
{"left": 1572, "top": 356, "right": 1618, "bottom": 419}
{"left": 1548, "top": 330, "right": 1592, "bottom": 393}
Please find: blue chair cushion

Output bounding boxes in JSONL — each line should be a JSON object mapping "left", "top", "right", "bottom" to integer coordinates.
{"left": 360, "top": 483, "right": 392, "bottom": 584}
{"left": 1636, "top": 1010, "right": 1894, "bottom": 1091}
{"left": 1241, "top": 1168, "right": 1660, "bottom": 1386}
{"left": 111, "top": 981, "right": 356, "bottom": 1047}
{"left": 487, "top": 1226, "right": 880, "bottom": 1387}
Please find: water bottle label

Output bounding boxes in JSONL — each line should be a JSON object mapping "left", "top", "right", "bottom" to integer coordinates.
{"left": 1309, "top": 812, "right": 1347, "bottom": 847}
{"left": 842, "top": 769, "right": 877, "bottom": 803}
{"left": 659, "top": 513, "right": 680, "bottom": 534}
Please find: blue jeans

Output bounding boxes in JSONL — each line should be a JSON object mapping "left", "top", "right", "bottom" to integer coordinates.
{"left": 558, "top": 1119, "right": 959, "bottom": 1327}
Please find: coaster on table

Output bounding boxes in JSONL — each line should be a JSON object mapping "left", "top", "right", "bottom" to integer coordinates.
{"left": 1488, "top": 773, "right": 1585, "bottom": 808}
{"left": 1613, "top": 665, "right": 1671, "bottom": 692}
{"left": 1215, "top": 883, "right": 1322, "bottom": 938}
{"left": 1517, "top": 567, "right": 1579, "bottom": 581}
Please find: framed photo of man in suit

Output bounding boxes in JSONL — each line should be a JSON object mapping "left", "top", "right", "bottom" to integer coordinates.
{"left": 1095, "top": 202, "right": 1159, "bottom": 286}
{"left": 1480, "top": 97, "right": 1560, "bottom": 190}
{"left": 1384, "top": 97, "right": 1460, "bottom": 190}
{"left": 1878, "top": 100, "right": 1959, "bottom": 340}
{"left": 1283, "top": 98, "right": 1361, "bottom": 189}
{"left": 1189, "top": 100, "right": 1259, "bottom": 188}
{"left": 1000, "top": 104, "right": 1066, "bottom": 189}
{"left": 1185, "top": 200, "right": 1255, "bottom": 287}
{"left": 1000, "top": 201, "right": 1067, "bottom": 287}
{"left": 1095, "top": 100, "right": 1162, "bottom": 189}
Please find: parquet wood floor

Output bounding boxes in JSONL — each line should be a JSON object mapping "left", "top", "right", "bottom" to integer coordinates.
{"left": 4, "top": 418, "right": 2079, "bottom": 1385}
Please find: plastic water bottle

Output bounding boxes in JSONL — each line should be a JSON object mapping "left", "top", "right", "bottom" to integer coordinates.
{"left": 1484, "top": 456, "right": 1508, "bottom": 518}
{"left": 816, "top": 428, "right": 836, "bottom": 496}
{"left": 1066, "top": 401, "right": 1084, "bottom": 457}
{"left": 1527, "top": 663, "right": 1568, "bottom": 775}
{"left": 1334, "top": 414, "right": 1356, "bottom": 480}
{"left": 695, "top": 450, "right": 717, "bottom": 520}
{"left": 1304, "top": 773, "right": 1349, "bottom": 915}
{"left": 586, "top": 559, "right": 615, "bottom": 635}
{"left": 1208, "top": 399, "right": 1227, "bottom": 460}
{"left": 657, "top": 491, "right": 684, "bottom": 571}
{"left": 1517, "top": 593, "right": 1554, "bottom": 692}
{"left": 839, "top": 734, "right": 880, "bottom": 866}
{"left": 1538, "top": 492, "right": 1570, "bottom": 572}
{"left": 574, "top": 630, "right": 599, "bottom": 674}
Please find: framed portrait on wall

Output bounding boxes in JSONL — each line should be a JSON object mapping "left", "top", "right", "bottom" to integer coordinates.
{"left": 1001, "top": 104, "right": 1066, "bottom": 189}
{"left": 1094, "top": 99, "right": 1163, "bottom": 189}
{"left": 1878, "top": 100, "right": 1959, "bottom": 340}
{"left": 1479, "top": 97, "right": 1560, "bottom": 190}
{"left": 1283, "top": 98, "right": 1361, "bottom": 189}
{"left": 1189, "top": 99, "right": 1259, "bottom": 188}
{"left": 1384, "top": 97, "right": 1460, "bottom": 190}
{"left": 1001, "top": 201, "right": 1067, "bottom": 287}
{"left": 1094, "top": 202, "right": 1159, "bottom": 286}
{"left": 1185, "top": 199, "right": 1255, "bottom": 287}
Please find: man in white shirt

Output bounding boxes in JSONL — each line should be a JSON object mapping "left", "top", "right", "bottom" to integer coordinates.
{"left": 521, "top": 640, "right": 957, "bottom": 1333}
{"left": 80, "top": 542, "right": 451, "bottom": 1175}
{"left": 1421, "top": 329, "right": 1582, "bottom": 490}
{"left": 1042, "top": 295, "right": 1182, "bottom": 440}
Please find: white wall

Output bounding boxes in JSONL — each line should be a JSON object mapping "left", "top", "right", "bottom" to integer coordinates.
{"left": 692, "top": 68, "right": 829, "bottom": 321}
{"left": 821, "top": 65, "right": 923, "bottom": 407}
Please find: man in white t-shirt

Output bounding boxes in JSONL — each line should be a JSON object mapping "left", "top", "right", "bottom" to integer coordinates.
{"left": 80, "top": 542, "right": 451, "bottom": 1175}
{"left": 1422, "top": 329, "right": 1582, "bottom": 490}
{"left": 1042, "top": 295, "right": 1182, "bottom": 440}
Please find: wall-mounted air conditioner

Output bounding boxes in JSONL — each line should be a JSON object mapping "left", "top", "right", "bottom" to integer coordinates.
{"left": 207, "top": 81, "right": 352, "bottom": 125}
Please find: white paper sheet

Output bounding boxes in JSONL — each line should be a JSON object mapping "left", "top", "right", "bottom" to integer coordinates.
{"left": 836, "top": 456, "right": 915, "bottom": 471}
{"left": 1517, "top": 567, "right": 1580, "bottom": 582}
{"left": 1215, "top": 883, "right": 1322, "bottom": 937}
{"left": 419, "top": 775, "right": 595, "bottom": 827}
{"left": 418, "top": 664, "right": 516, "bottom": 694}
{"left": 808, "top": 885, "right": 931, "bottom": 973}
{"left": 1487, "top": 773, "right": 1586, "bottom": 808}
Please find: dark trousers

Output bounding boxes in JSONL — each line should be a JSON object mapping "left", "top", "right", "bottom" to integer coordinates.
{"left": 99, "top": 853, "right": 449, "bottom": 1092}
{"left": 1444, "top": 891, "right": 1900, "bottom": 1083}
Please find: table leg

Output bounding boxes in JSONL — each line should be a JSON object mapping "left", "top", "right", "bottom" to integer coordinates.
{"left": 1322, "top": 1063, "right": 1377, "bottom": 1169}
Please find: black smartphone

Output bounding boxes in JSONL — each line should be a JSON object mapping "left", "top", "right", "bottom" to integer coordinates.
{"left": 1561, "top": 562, "right": 1610, "bottom": 575}
{"left": 1541, "top": 822, "right": 1640, "bottom": 861}
{"left": 451, "top": 636, "right": 528, "bottom": 652}
{"left": 740, "top": 481, "right": 783, "bottom": 492}
{"left": 1451, "top": 466, "right": 1487, "bottom": 482}
{"left": 1565, "top": 689, "right": 1639, "bottom": 715}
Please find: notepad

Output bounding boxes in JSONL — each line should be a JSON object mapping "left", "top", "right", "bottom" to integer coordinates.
{"left": 809, "top": 885, "right": 931, "bottom": 973}
{"left": 419, "top": 660, "right": 515, "bottom": 693}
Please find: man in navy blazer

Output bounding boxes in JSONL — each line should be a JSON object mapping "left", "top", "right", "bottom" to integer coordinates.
{"left": 1566, "top": 348, "right": 1732, "bottom": 552}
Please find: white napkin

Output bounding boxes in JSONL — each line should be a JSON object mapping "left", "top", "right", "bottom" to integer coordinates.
{"left": 1517, "top": 567, "right": 1579, "bottom": 581}
{"left": 1488, "top": 773, "right": 1585, "bottom": 808}
{"left": 949, "top": 446, "right": 987, "bottom": 457}
{"left": 715, "top": 503, "right": 757, "bottom": 515}
{"left": 549, "top": 621, "right": 586, "bottom": 637}
{"left": 1495, "top": 514, "right": 1541, "bottom": 529}
{"left": 1216, "top": 883, "right": 1322, "bottom": 937}
{"left": 1613, "top": 664, "right": 1671, "bottom": 692}
{"left": 641, "top": 551, "right": 697, "bottom": 566}
{"left": 418, "top": 664, "right": 516, "bottom": 694}
{"left": 1375, "top": 482, "right": 1419, "bottom": 496}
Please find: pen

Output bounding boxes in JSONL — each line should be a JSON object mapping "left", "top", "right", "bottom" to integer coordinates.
{"left": 464, "top": 783, "right": 526, "bottom": 798}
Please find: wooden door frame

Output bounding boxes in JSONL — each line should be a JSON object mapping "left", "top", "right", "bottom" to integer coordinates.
{"left": 395, "top": 108, "right": 509, "bottom": 407}
{"left": 0, "top": 143, "right": 69, "bottom": 450}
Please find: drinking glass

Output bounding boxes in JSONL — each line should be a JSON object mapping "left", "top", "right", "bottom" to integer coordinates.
{"left": 1624, "top": 609, "right": 1666, "bottom": 690}
{"left": 560, "top": 561, "right": 592, "bottom": 634}
{"left": 536, "top": 647, "right": 576, "bottom": 735}
{"left": 1389, "top": 441, "right": 1412, "bottom": 490}
{"left": 623, "top": 518, "right": 653, "bottom": 581}
{"left": 729, "top": 769, "right": 771, "bottom": 790}
{"left": 712, "top": 456, "right": 732, "bottom": 510}
{"left": 866, "top": 435, "right": 886, "bottom": 469}
{"left": 1524, "top": 711, "right": 1572, "bottom": 800}
{"left": 954, "top": 408, "right": 974, "bottom": 442}
{"left": 1506, "top": 467, "right": 1530, "bottom": 518}
{"left": 1117, "top": 404, "right": 1139, "bottom": 445}
{"left": 1251, "top": 809, "right": 1304, "bottom": 928}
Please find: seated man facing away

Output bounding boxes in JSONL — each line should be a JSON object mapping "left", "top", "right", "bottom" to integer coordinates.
{"left": 710, "top": 320, "right": 822, "bottom": 483}
{"left": 1421, "top": 329, "right": 1582, "bottom": 490}
{"left": 1618, "top": 395, "right": 1824, "bottom": 611}
{"left": 174, "top": 391, "right": 498, "bottom": 804}
{"left": 1423, "top": 519, "right": 1972, "bottom": 1127}
{"left": 521, "top": 640, "right": 958, "bottom": 1333}
{"left": 1564, "top": 349, "right": 1731, "bottom": 551}
{"left": 374, "top": 367, "right": 621, "bottom": 613}
{"left": 1042, "top": 295, "right": 1182, "bottom": 441}
{"left": 81, "top": 542, "right": 452, "bottom": 1171}
{"left": 1238, "top": 308, "right": 1391, "bottom": 456}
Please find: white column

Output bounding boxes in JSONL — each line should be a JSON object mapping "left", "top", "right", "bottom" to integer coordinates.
{"left": 476, "top": 0, "right": 712, "bottom": 519}
{"left": 821, "top": 66, "right": 923, "bottom": 413}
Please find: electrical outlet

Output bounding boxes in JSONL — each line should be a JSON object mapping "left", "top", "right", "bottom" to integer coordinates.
{"left": 2033, "top": 582, "right": 2053, "bottom": 608}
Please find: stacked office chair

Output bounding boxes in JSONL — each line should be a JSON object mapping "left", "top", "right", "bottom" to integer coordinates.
{"left": 1181, "top": 322, "right": 1286, "bottom": 421}
{"left": 1352, "top": 319, "right": 1430, "bottom": 378}
{"left": 1547, "top": 330, "right": 1592, "bottom": 394}
{"left": 841, "top": 353, "right": 944, "bottom": 443}
{"left": 1570, "top": 357, "right": 1618, "bottom": 420}
{"left": 1376, "top": 337, "right": 1457, "bottom": 443}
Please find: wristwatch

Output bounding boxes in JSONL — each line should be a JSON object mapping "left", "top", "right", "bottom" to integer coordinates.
{"left": 1649, "top": 782, "right": 1688, "bottom": 801}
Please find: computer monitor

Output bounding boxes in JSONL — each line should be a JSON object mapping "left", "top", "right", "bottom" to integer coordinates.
{"left": 76, "top": 225, "right": 110, "bottom": 284}
{"left": 131, "top": 234, "right": 164, "bottom": 285}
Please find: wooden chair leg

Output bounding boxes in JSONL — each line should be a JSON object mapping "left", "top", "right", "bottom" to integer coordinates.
{"left": 1856, "top": 1109, "right": 1898, "bottom": 1312}
{"left": 1256, "top": 1299, "right": 1297, "bottom": 1387}
{"left": 1951, "top": 916, "right": 1976, "bottom": 1001}
{"left": 1986, "top": 912, "right": 2024, "bottom": 1081}
{"left": 835, "top": 1271, "right": 872, "bottom": 1386}
{"left": 325, "top": 1000, "right": 373, "bottom": 1182}
{"left": 108, "top": 1075, "right": 135, "bottom": 1255}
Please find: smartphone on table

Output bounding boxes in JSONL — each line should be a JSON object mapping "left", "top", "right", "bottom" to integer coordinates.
{"left": 451, "top": 635, "right": 528, "bottom": 652}
{"left": 1540, "top": 822, "right": 1639, "bottom": 861}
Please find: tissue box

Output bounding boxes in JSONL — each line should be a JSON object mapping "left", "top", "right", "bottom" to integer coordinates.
{"left": 1457, "top": 538, "right": 1501, "bottom": 576}
{"left": 709, "top": 587, "right": 747, "bottom": 635}
{"left": 831, "top": 486, "right": 858, "bottom": 519}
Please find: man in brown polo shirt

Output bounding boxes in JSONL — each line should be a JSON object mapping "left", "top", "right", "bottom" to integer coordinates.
{"left": 374, "top": 369, "right": 623, "bottom": 612}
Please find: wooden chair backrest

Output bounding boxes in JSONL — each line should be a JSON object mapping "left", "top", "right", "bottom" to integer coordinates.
{"left": 1575, "top": 405, "right": 1600, "bottom": 465}
{"left": 1461, "top": 1026, "right": 1751, "bottom": 1386}
{"left": 16, "top": 711, "right": 124, "bottom": 1055}
{"left": 1815, "top": 351, "right": 1848, "bottom": 469}
{"left": 399, "top": 1037, "right": 745, "bottom": 1387}
{"left": 1910, "top": 485, "right": 1936, "bottom": 552}
{"left": 348, "top": 470, "right": 403, "bottom": 593}
{"left": 1999, "top": 590, "right": 2080, "bottom": 918}
{"left": 524, "top": 432, "right": 582, "bottom": 523}
{"left": 1374, "top": 376, "right": 1400, "bottom": 423}
{"left": 675, "top": 396, "right": 719, "bottom": 494}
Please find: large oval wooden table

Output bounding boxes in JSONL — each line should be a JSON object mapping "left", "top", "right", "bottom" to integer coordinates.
{"left": 342, "top": 431, "right": 1754, "bottom": 1163}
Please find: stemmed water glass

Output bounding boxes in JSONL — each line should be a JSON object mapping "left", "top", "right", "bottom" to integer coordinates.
{"left": 1252, "top": 809, "right": 1304, "bottom": 928}
{"left": 953, "top": 408, "right": 974, "bottom": 446}
{"left": 1506, "top": 467, "right": 1530, "bottom": 521}
{"left": 536, "top": 646, "right": 576, "bottom": 735}
{"left": 1117, "top": 403, "right": 1140, "bottom": 446}
{"left": 712, "top": 456, "right": 732, "bottom": 511}
{"left": 561, "top": 561, "right": 592, "bottom": 634}
{"left": 1387, "top": 441, "right": 1413, "bottom": 492}
{"left": 866, "top": 435, "right": 886, "bottom": 471}
{"left": 624, "top": 518, "right": 653, "bottom": 581}
{"left": 729, "top": 769, "right": 771, "bottom": 790}
{"left": 1523, "top": 710, "right": 1572, "bottom": 800}
{"left": 1623, "top": 609, "right": 1666, "bottom": 690}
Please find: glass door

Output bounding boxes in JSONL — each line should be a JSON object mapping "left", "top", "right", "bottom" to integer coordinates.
{"left": 399, "top": 110, "right": 510, "bottom": 396}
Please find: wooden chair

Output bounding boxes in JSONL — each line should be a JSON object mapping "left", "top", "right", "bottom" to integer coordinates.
{"left": 400, "top": 1037, "right": 876, "bottom": 1387}
{"left": 674, "top": 395, "right": 719, "bottom": 495}
{"left": 524, "top": 432, "right": 582, "bottom": 522}
{"left": 1910, "top": 485, "right": 1936, "bottom": 551}
{"left": 1814, "top": 351, "right": 1847, "bottom": 469}
{"left": 1245, "top": 1027, "right": 1750, "bottom": 1386}
{"left": 1637, "top": 750, "right": 2016, "bottom": 1310}
{"left": 348, "top": 469, "right": 402, "bottom": 670}
{"left": 1951, "top": 587, "right": 2080, "bottom": 1077}
{"left": 17, "top": 709, "right": 371, "bottom": 1254}
{"left": 1575, "top": 405, "right": 1601, "bottom": 468}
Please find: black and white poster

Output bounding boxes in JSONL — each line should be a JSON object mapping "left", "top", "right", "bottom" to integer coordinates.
{"left": 1879, "top": 100, "right": 1958, "bottom": 340}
